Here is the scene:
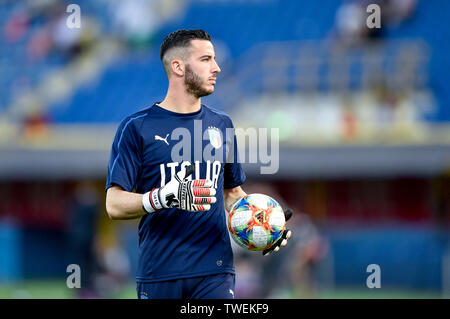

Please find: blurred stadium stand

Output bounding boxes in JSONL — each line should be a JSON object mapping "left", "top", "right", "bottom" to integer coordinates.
{"left": 1, "top": 0, "right": 449, "bottom": 178}
{"left": 0, "top": 0, "right": 449, "bottom": 298}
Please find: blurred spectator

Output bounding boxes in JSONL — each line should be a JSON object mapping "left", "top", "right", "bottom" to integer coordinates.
{"left": 373, "top": 83, "right": 397, "bottom": 128}
{"left": 334, "top": 0, "right": 369, "bottom": 46}
{"left": 107, "top": 0, "right": 160, "bottom": 48}
{"left": 94, "top": 245, "right": 131, "bottom": 298}
{"left": 27, "top": 26, "right": 53, "bottom": 60}
{"left": 50, "top": 12, "right": 84, "bottom": 58}
{"left": 286, "top": 213, "right": 329, "bottom": 298}
{"left": 27, "top": 4, "right": 100, "bottom": 61}
{"left": 21, "top": 110, "right": 51, "bottom": 142}
{"left": 262, "top": 212, "right": 329, "bottom": 298}
{"left": 432, "top": 175, "right": 450, "bottom": 236}
{"left": 3, "top": 10, "right": 30, "bottom": 43}
{"left": 25, "top": 0, "right": 61, "bottom": 19}
{"left": 66, "top": 181, "right": 102, "bottom": 298}
{"left": 102, "top": 0, "right": 187, "bottom": 49}
{"left": 3, "top": 0, "right": 60, "bottom": 45}
{"left": 234, "top": 252, "right": 263, "bottom": 298}
{"left": 380, "top": 0, "right": 417, "bottom": 27}
{"left": 332, "top": 0, "right": 417, "bottom": 47}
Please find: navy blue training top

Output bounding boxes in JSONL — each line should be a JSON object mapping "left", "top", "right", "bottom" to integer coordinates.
{"left": 106, "top": 103, "right": 246, "bottom": 283}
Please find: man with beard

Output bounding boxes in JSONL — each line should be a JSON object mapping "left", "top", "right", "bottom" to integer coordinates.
{"left": 105, "top": 30, "right": 292, "bottom": 299}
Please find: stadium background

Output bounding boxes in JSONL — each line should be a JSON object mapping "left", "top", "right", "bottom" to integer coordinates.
{"left": 0, "top": 0, "right": 449, "bottom": 298}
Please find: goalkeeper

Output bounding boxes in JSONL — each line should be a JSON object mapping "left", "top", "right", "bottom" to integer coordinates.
{"left": 105, "top": 29, "right": 292, "bottom": 299}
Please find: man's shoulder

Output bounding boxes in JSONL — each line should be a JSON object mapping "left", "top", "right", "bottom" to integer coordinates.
{"left": 203, "top": 105, "right": 233, "bottom": 124}
{"left": 118, "top": 105, "right": 156, "bottom": 128}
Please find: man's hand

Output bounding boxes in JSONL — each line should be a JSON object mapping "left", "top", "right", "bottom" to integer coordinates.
{"left": 262, "top": 209, "right": 293, "bottom": 256}
{"left": 142, "top": 165, "right": 216, "bottom": 213}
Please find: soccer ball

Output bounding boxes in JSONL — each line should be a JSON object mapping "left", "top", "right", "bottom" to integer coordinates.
{"left": 228, "top": 193, "right": 286, "bottom": 251}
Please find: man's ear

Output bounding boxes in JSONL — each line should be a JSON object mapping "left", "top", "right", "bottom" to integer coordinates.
{"left": 171, "top": 59, "right": 184, "bottom": 77}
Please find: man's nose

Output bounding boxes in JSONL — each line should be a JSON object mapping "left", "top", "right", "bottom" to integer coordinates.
{"left": 212, "top": 60, "right": 221, "bottom": 74}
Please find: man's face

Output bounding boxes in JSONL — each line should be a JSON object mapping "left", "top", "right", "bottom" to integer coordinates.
{"left": 184, "top": 39, "right": 221, "bottom": 98}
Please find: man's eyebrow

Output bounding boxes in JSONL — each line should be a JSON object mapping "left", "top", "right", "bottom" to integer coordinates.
{"left": 199, "top": 54, "right": 214, "bottom": 59}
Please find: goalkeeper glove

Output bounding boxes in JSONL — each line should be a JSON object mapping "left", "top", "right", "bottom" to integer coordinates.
{"left": 262, "top": 209, "right": 293, "bottom": 256}
{"left": 142, "top": 164, "right": 216, "bottom": 213}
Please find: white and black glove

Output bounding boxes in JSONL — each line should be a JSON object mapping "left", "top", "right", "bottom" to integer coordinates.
{"left": 142, "top": 164, "right": 216, "bottom": 213}
{"left": 262, "top": 209, "right": 293, "bottom": 256}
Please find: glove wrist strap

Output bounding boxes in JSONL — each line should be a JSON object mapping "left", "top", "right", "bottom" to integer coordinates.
{"left": 142, "top": 189, "right": 163, "bottom": 213}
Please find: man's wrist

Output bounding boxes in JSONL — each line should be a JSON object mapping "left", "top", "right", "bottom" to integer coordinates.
{"left": 226, "top": 196, "right": 243, "bottom": 212}
{"left": 142, "top": 189, "right": 163, "bottom": 213}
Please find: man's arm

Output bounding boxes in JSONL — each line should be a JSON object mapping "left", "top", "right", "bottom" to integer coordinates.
{"left": 223, "top": 186, "right": 247, "bottom": 212}
{"left": 106, "top": 185, "right": 147, "bottom": 220}
{"left": 107, "top": 183, "right": 245, "bottom": 219}
{"left": 106, "top": 166, "right": 217, "bottom": 219}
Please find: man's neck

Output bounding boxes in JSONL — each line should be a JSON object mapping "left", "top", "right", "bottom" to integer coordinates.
{"left": 158, "top": 89, "right": 201, "bottom": 114}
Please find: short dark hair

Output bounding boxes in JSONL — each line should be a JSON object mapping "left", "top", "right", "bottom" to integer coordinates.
{"left": 160, "top": 29, "right": 211, "bottom": 64}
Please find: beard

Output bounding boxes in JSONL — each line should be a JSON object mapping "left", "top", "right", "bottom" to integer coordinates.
{"left": 184, "top": 64, "right": 213, "bottom": 98}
